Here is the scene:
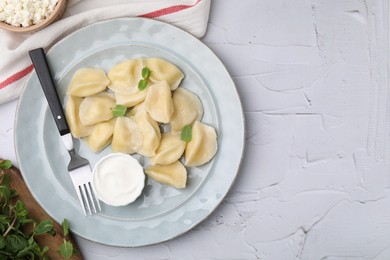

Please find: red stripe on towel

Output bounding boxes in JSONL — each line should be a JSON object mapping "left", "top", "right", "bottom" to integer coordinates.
{"left": 0, "top": 64, "right": 34, "bottom": 90}
{"left": 140, "top": 0, "right": 202, "bottom": 18}
{"left": 1, "top": 1, "right": 202, "bottom": 90}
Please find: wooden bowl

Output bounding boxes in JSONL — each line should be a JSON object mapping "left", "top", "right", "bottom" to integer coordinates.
{"left": 0, "top": 0, "right": 67, "bottom": 33}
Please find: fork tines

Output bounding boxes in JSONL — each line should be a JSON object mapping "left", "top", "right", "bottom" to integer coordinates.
{"left": 78, "top": 181, "right": 101, "bottom": 216}
{"left": 69, "top": 165, "right": 101, "bottom": 216}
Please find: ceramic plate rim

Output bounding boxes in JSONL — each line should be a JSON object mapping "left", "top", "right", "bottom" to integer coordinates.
{"left": 14, "top": 17, "right": 245, "bottom": 247}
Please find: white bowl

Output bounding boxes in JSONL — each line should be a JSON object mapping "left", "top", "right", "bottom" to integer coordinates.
{"left": 92, "top": 153, "right": 145, "bottom": 207}
{"left": 0, "top": 0, "right": 68, "bottom": 33}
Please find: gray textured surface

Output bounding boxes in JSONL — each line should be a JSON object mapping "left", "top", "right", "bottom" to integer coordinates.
{"left": 1, "top": 0, "right": 390, "bottom": 259}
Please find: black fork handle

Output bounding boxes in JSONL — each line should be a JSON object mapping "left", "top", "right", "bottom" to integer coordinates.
{"left": 29, "top": 48, "right": 70, "bottom": 136}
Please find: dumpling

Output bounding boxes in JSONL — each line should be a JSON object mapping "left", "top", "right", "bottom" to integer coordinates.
{"left": 150, "top": 133, "right": 186, "bottom": 165}
{"left": 145, "top": 161, "right": 187, "bottom": 189}
{"left": 66, "top": 68, "right": 109, "bottom": 97}
{"left": 115, "top": 87, "right": 148, "bottom": 108}
{"left": 112, "top": 117, "right": 143, "bottom": 154}
{"left": 79, "top": 92, "right": 116, "bottom": 126}
{"left": 184, "top": 121, "right": 218, "bottom": 167}
{"left": 133, "top": 111, "right": 161, "bottom": 157}
{"left": 107, "top": 59, "right": 143, "bottom": 95}
{"left": 127, "top": 102, "right": 145, "bottom": 117}
{"left": 144, "top": 81, "right": 174, "bottom": 123}
{"left": 65, "top": 95, "right": 93, "bottom": 138}
{"left": 84, "top": 118, "right": 116, "bottom": 152}
{"left": 170, "top": 88, "right": 203, "bottom": 133}
{"left": 143, "top": 58, "right": 184, "bottom": 90}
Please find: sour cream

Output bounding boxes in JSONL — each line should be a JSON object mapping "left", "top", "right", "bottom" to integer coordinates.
{"left": 92, "top": 153, "right": 145, "bottom": 207}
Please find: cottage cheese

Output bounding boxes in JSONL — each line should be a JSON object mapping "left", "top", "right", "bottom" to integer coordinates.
{"left": 0, "top": 0, "right": 58, "bottom": 27}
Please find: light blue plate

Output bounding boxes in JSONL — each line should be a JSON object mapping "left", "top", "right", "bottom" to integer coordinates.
{"left": 15, "top": 18, "right": 244, "bottom": 247}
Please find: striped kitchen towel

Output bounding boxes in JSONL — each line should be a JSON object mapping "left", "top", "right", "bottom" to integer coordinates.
{"left": 0, "top": 0, "right": 211, "bottom": 104}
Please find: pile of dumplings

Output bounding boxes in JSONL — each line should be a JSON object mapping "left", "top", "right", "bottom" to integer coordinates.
{"left": 65, "top": 57, "right": 218, "bottom": 189}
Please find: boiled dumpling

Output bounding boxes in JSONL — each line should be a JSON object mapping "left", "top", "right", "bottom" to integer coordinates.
{"left": 144, "top": 81, "right": 174, "bottom": 123}
{"left": 115, "top": 87, "right": 148, "bottom": 108}
{"left": 112, "top": 117, "right": 143, "bottom": 154}
{"left": 66, "top": 68, "right": 109, "bottom": 97}
{"left": 65, "top": 95, "right": 93, "bottom": 138}
{"left": 184, "top": 121, "right": 218, "bottom": 167}
{"left": 79, "top": 92, "right": 116, "bottom": 126}
{"left": 127, "top": 102, "right": 145, "bottom": 117}
{"left": 145, "top": 161, "right": 187, "bottom": 189}
{"left": 133, "top": 111, "right": 161, "bottom": 157}
{"left": 170, "top": 88, "right": 203, "bottom": 133}
{"left": 143, "top": 58, "right": 184, "bottom": 90}
{"left": 150, "top": 133, "right": 186, "bottom": 165}
{"left": 107, "top": 59, "right": 143, "bottom": 95}
{"left": 84, "top": 118, "right": 116, "bottom": 152}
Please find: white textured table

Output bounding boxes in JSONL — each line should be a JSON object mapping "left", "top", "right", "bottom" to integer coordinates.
{"left": 1, "top": 0, "right": 390, "bottom": 259}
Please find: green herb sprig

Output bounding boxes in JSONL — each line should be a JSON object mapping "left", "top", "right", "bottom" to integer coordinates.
{"left": 58, "top": 219, "right": 79, "bottom": 258}
{"left": 0, "top": 161, "right": 11, "bottom": 170}
{"left": 0, "top": 160, "right": 77, "bottom": 259}
{"left": 112, "top": 104, "right": 128, "bottom": 117}
{"left": 180, "top": 125, "right": 192, "bottom": 142}
{"left": 138, "top": 67, "right": 151, "bottom": 91}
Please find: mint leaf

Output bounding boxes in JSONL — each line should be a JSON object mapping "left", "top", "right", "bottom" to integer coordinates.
{"left": 112, "top": 104, "right": 127, "bottom": 117}
{"left": 35, "top": 220, "right": 54, "bottom": 236}
{"left": 138, "top": 79, "right": 148, "bottom": 91}
{"left": 58, "top": 240, "right": 73, "bottom": 259}
{"left": 0, "top": 186, "right": 11, "bottom": 204}
{"left": 0, "top": 237, "right": 6, "bottom": 249}
{"left": 5, "top": 234, "right": 29, "bottom": 253}
{"left": 1, "top": 174, "right": 9, "bottom": 187}
{"left": 14, "top": 200, "right": 28, "bottom": 220}
{"left": 142, "top": 66, "right": 151, "bottom": 79}
{"left": 181, "top": 125, "right": 192, "bottom": 142}
{"left": 61, "top": 219, "right": 69, "bottom": 237}
{"left": 0, "top": 160, "right": 12, "bottom": 170}
{"left": 16, "top": 243, "right": 39, "bottom": 258}
{"left": 138, "top": 66, "right": 151, "bottom": 91}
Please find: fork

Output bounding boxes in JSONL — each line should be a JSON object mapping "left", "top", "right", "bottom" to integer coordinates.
{"left": 29, "top": 48, "right": 101, "bottom": 216}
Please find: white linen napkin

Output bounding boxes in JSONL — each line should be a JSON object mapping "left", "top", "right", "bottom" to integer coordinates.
{"left": 0, "top": 0, "right": 211, "bottom": 104}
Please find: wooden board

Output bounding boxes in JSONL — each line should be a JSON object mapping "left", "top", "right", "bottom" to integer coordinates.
{"left": 1, "top": 160, "right": 83, "bottom": 259}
